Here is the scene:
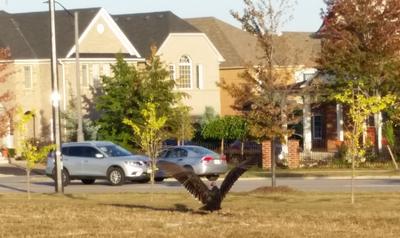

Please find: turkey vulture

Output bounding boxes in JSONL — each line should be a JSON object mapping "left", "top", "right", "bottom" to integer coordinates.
{"left": 157, "top": 157, "right": 256, "bottom": 211}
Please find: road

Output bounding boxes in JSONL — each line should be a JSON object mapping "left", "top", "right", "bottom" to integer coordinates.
{"left": 1, "top": 174, "right": 400, "bottom": 194}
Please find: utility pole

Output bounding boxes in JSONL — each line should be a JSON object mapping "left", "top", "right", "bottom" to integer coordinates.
{"left": 49, "top": 0, "right": 63, "bottom": 193}
{"left": 75, "top": 11, "right": 84, "bottom": 142}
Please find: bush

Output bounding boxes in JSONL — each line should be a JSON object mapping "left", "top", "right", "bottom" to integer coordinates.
{"left": 7, "top": 148, "right": 15, "bottom": 158}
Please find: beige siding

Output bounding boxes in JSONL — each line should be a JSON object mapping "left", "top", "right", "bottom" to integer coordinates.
{"left": 79, "top": 18, "right": 128, "bottom": 54}
{"left": 157, "top": 34, "right": 221, "bottom": 116}
{"left": 7, "top": 63, "right": 53, "bottom": 145}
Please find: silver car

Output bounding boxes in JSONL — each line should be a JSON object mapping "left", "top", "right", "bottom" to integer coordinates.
{"left": 46, "top": 141, "right": 150, "bottom": 186}
{"left": 155, "top": 145, "right": 228, "bottom": 182}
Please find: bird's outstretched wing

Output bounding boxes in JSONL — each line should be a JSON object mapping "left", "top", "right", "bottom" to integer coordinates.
{"left": 219, "top": 157, "right": 257, "bottom": 200}
{"left": 157, "top": 161, "right": 210, "bottom": 204}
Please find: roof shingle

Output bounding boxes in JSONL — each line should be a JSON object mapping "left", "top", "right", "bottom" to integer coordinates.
{"left": 186, "top": 17, "right": 321, "bottom": 68}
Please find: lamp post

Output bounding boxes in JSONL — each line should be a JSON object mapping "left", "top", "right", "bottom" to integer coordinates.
{"left": 75, "top": 11, "right": 84, "bottom": 142}
{"left": 49, "top": 0, "right": 63, "bottom": 193}
{"left": 50, "top": 1, "right": 83, "bottom": 142}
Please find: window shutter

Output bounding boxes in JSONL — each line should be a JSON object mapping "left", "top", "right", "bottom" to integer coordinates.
{"left": 196, "top": 64, "right": 203, "bottom": 89}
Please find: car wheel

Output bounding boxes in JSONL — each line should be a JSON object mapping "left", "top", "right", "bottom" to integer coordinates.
{"left": 107, "top": 167, "right": 125, "bottom": 186}
{"left": 206, "top": 175, "right": 219, "bottom": 181}
{"left": 183, "top": 165, "right": 194, "bottom": 173}
{"left": 52, "top": 168, "right": 70, "bottom": 186}
{"left": 81, "top": 179, "right": 96, "bottom": 185}
{"left": 155, "top": 177, "right": 164, "bottom": 182}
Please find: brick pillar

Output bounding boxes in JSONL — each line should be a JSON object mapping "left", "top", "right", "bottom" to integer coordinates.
{"left": 288, "top": 140, "right": 300, "bottom": 169}
{"left": 262, "top": 140, "right": 272, "bottom": 169}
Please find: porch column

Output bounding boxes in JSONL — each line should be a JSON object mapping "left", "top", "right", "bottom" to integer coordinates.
{"left": 303, "top": 95, "right": 312, "bottom": 153}
{"left": 336, "top": 104, "right": 344, "bottom": 141}
{"left": 374, "top": 112, "right": 383, "bottom": 152}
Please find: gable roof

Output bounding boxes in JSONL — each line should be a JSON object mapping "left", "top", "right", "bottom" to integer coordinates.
{"left": 66, "top": 8, "right": 140, "bottom": 58}
{"left": 113, "top": 11, "right": 200, "bottom": 59}
{"left": 0, "top": 8, "right": 100, "bottom": 59}
{"left": 186, "top": 17, "right": 321, "bottom": 68}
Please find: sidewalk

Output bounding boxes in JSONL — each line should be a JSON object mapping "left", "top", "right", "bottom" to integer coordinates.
{"left": 0, "top": 158, "right": 46, "bottom": 177}
{"left": 1, "top": 158, "right": 400, "bottom": 179}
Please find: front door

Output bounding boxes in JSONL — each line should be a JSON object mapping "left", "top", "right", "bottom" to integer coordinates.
{"left": 312, "top": 114, "right": 325, "bottom": 150}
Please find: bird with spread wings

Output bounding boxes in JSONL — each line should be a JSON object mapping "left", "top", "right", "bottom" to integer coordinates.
{"left": 157, "top": 157, "right": 256, "bottom": 211}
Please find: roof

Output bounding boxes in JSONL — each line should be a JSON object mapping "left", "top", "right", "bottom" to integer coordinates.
{"left": 0, "top": 8, "right": 100, "bottom": 59}
{"left": 114, "top": 11, "right": 200, "bottom": 59}
{"left": 0, "top": 9, "right": 200, "bottom": 60}
{"left": 186, "top": 17, "right": 321, "bottom": 68}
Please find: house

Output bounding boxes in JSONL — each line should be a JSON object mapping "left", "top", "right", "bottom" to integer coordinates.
{"left": 0, "top": 8, "right": 224, "bottom": 148}
{"left": 186, "top": 17, "right": 339, "bottom": 154}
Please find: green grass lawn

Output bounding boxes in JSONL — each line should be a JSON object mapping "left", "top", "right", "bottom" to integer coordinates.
{"left": 240, "top": 166, "right": 400, "bottom": 178}
{"left": 1, "top": 190, "right": 400, "bottom": 237}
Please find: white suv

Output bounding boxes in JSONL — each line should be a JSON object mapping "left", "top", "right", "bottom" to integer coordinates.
{"left": 46, "top": 141, "right": 150, "bottom": 186}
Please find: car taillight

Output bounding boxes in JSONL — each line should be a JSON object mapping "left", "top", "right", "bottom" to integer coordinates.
{"left": 201, "top": 156, "right": 214, "bottom": 163}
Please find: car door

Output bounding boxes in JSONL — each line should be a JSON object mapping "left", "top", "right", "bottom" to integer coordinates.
{"left": 80, "top": 146, "right": 105, "bottom": 176}
{"left": 160, "top": 148, "right": 179, "bottom": 163}
{"left": 63, "top": 146, "right": 85, "bottom": 175}
{"left": 173, "top": 148, "right": 189, "bottom": 166}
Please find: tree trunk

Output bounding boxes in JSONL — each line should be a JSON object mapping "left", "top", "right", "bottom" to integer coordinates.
{"left": 221, "top": 138, "right": 225, "bottom": 155}
{"left": 351, "top": 154, "right": 355, "bottom": 205}
{"left": 271, "top": 138, "right": 276, "bottom": 188}
{"left": 27, "top": 169, "right": 31, "bottom": 200}
{"left": 241, "top": 140, "right": 244, "bottom": 161}
{"left": 387, "top": 145, "right": 398, "bottom": 170}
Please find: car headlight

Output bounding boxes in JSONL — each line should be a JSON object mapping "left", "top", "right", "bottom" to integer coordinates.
{"left": 124, "top": 161, "right": 144, "bottom": 166}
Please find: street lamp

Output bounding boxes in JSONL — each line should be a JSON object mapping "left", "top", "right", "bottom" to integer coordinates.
{"left": 49, "top": 0, "right": 84, "bottom": 142}
{"left": 48, "top": 0, "right": 63, "bottom": 193}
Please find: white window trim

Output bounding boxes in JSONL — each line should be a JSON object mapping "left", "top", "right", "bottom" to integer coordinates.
{"left": 177, "top": 55, "right": 192, "bottom": 89}
{"left": 24, "top": 65, "right": 33, "bottom": 89}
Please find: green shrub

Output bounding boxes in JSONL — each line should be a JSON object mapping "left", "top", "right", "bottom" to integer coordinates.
{"left": 7, "top": 148, "right": 15, "bottom": 158}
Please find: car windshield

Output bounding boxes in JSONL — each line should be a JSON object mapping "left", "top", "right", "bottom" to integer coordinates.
{"left": 98, "top": 144, "right": 132, "bottom": 157}
{"left": 185, "top": 147, "right": 218, "bottom": 156}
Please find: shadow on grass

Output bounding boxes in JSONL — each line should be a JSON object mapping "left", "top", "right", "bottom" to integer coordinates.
{"left": 64, "top": 194, "right": 89, "bottom": 200}
{"left": 0, "top": 183, "right": 28, "bottom": 193}
{"left": 103, "top": 203, "right": 211, "bottom": 215}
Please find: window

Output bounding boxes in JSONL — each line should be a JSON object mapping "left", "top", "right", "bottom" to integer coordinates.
{"left": 174, "top": 148, "right": 188, "bottom": 158}
{"left": 165, "top": 149, "right": 177, "bottom": 159}
{"left": 312, "top": 115, "right": 323, "bottom": 140}
{"left": 68, "top": 146, "right": 99, "bottom": 158}
{"left": 92, "top": 64, "right": 100, "bottom": 87}
{"left": 101, "top": 64, "right": 111, "bottom": 77}
{"left": 24, "top": 65, "right": 32, "bottom": 89}
{"left": 177, "top": 55, "right": 192, "bottom": 88}
{"left": 98, "top": 144, "right": 132, "bottom": 157}
{"left": 295, "top": 69, "right": 317, "bottom": 83}
{"left": 196, "top": 64, "right": 203, "bottom": 89}
{"left": 169, "top": 64, "right": 175, "bottom": 81}
{"left": 81, "top": 64, "right": 89, "bottom": 87}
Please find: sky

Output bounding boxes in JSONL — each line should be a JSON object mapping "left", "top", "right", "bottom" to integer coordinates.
{"left": 0, "top": 0, "right": 326, "bottom": 32}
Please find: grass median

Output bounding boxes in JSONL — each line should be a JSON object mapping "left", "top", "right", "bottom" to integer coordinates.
{"left": 1, "top": 190, "right": 400, "bottom": 237}
{"left": 240, "top": 167, "right": 400, "bottom": 178}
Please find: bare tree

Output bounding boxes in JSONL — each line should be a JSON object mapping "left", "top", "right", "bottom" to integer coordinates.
{"left": 221, "top": 0, "right": 301, "bottom": 187}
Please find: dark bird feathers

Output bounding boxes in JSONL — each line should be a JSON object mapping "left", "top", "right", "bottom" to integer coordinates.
{"left": 157, "top": 157, "right": 256, "bottom": 211}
